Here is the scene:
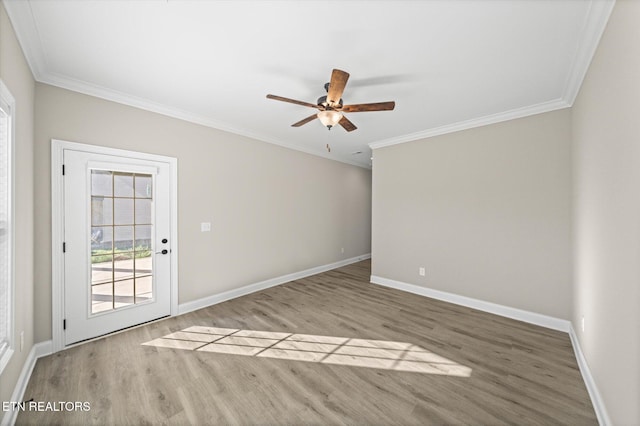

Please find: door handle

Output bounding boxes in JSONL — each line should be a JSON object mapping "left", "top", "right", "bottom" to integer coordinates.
{"left": 156, "top": 249, "right": 169, "bottom": 255}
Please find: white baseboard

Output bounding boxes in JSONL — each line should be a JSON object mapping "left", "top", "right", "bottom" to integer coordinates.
{"left": 2, "top": 268, "right": 609, "bottom": 426}
{"left": 370, "top": 275, "right": 570, "bottom": 332}
{"left": 370, "top": 275, "right": 613, "bottom": 424}
{"left": 179, "top": 254, "right": 371, "bottom": 315}
{"left": 1, "top": 340, "right": 53, "bottom": 426}
{"left": 568, "top": 325, "right": 611, "bottom": 426}
{"left": 2, "top": 256, "right": 371, "bottom": 425}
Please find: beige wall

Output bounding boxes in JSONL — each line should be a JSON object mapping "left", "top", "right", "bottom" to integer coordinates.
{"left": 372, "top": 2, "right": 639, "bottom": 422}
{"left": 372, "top": 109, "right": 573, "bottom": 319}
{"left": 0, "top": 1, "right": 36, "bottom": 414}
{"left": 4, "top": 0, "right": 636, "bottom": 422}
{"left": 33, "top": 84, "right": 372, "bottom": 342}
{"left": 572, "top": 0, "right": 640, "bottom": 424}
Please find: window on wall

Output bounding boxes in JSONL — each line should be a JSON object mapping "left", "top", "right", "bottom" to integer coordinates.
{"left": 0, "top": 80, "right": 14, "bottom": 373}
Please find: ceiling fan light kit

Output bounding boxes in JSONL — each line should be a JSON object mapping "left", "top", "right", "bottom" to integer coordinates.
{"left": 317, "top": 110, "right": 343, "bottom": 129}
{"left": 267, "top": 69, "right": 396, "bottom": 132}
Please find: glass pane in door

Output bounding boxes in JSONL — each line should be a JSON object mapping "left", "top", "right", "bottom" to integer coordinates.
{"left": 90, "top": 170, "right": 154, "bottom": 314}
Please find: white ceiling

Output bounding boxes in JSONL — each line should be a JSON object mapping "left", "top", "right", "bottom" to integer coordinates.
{"left": 4, "top": 0, "right": 613, "bottom": 168}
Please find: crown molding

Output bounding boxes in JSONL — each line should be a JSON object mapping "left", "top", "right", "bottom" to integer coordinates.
{"left": 369, "top": 98, "right": 570, "bottom": 150}
{"left": 2, "top": 0, "right": 370, "bottom": 170}
{"left": 561, "top": 0, "right": 616, "bottom": 106}
{"left": 42, "top": 73, "right": 371, "bottom": 169}
{"left": 369, "top": 0, "right": 615, "bottom": 151}
{"left": 2, "top": 0, "right": 45, "bottom": 80}
{"left": 4, "top": 0, "right": 614, "bottom": 161}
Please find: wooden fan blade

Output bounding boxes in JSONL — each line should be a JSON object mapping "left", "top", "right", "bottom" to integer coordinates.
{"left": 327, "top": 69, "right": 350, "bottom": 106}
{"left": 341, "top": 101, "right": 395, "bottom": 112}
{"left": 291, "top": 114, "right": 318, "bottom": 127}
{"left": 338, "top": 115, "right": 357, "bottom": 132}
{"left": 267, "top": 94, "right": 320, "bottom": 109}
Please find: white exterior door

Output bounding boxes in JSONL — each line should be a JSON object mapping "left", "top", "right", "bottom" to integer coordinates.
{"left": 63, "top": 148, "right": 173, "bottom": 345}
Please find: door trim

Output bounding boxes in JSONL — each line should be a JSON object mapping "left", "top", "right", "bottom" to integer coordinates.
{"left": 51, "top": 139, "right": 179, "bottom": 353}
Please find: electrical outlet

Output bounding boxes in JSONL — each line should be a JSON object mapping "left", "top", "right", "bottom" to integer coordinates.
{"left": 200, "top": 222, "right": 211, "bottom": 232}
{"left": 419, "top": 267, "right": 426, "bottom": 277}
{"left": 581, "top": 316, "right": 585, "bottom": 332}
{"left": 20, "top": 331, "right": 24, "bottom": 352}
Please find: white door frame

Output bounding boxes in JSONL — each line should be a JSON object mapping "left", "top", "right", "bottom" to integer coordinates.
{"left": 51, "top": 139, "right": 179, "bottom": 353}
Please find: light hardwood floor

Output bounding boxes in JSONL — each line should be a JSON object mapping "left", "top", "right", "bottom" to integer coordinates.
{"left": 17, "top": 260, "right": 597, "bottom": 425}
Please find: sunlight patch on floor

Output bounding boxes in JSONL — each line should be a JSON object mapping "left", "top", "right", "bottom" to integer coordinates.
{"left": 142, "top": 326, "right": 472, "bottom": 377}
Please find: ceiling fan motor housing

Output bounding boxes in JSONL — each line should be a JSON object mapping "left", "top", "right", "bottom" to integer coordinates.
{"left": 317, "top": 95, "right": 343, "bottom": 109}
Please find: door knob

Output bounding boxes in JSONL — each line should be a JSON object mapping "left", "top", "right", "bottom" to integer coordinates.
{"left": 162, "top": 238, "right": 168, "bottom": 244}
{"left": 155, "top": 249, "right": 168, "bottom": 255}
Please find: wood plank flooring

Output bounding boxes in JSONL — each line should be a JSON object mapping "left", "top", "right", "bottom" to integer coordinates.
{"left": 17, "top": 260, "right": 597, "bottom": 425}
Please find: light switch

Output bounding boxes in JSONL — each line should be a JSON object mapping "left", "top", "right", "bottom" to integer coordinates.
{"left": 201, "top": 222, "right": 211, "bottom": 232}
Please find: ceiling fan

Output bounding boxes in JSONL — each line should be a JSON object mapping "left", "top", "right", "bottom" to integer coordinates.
{"left": 266, "top": 69, "right": 395, "bottom": 132}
